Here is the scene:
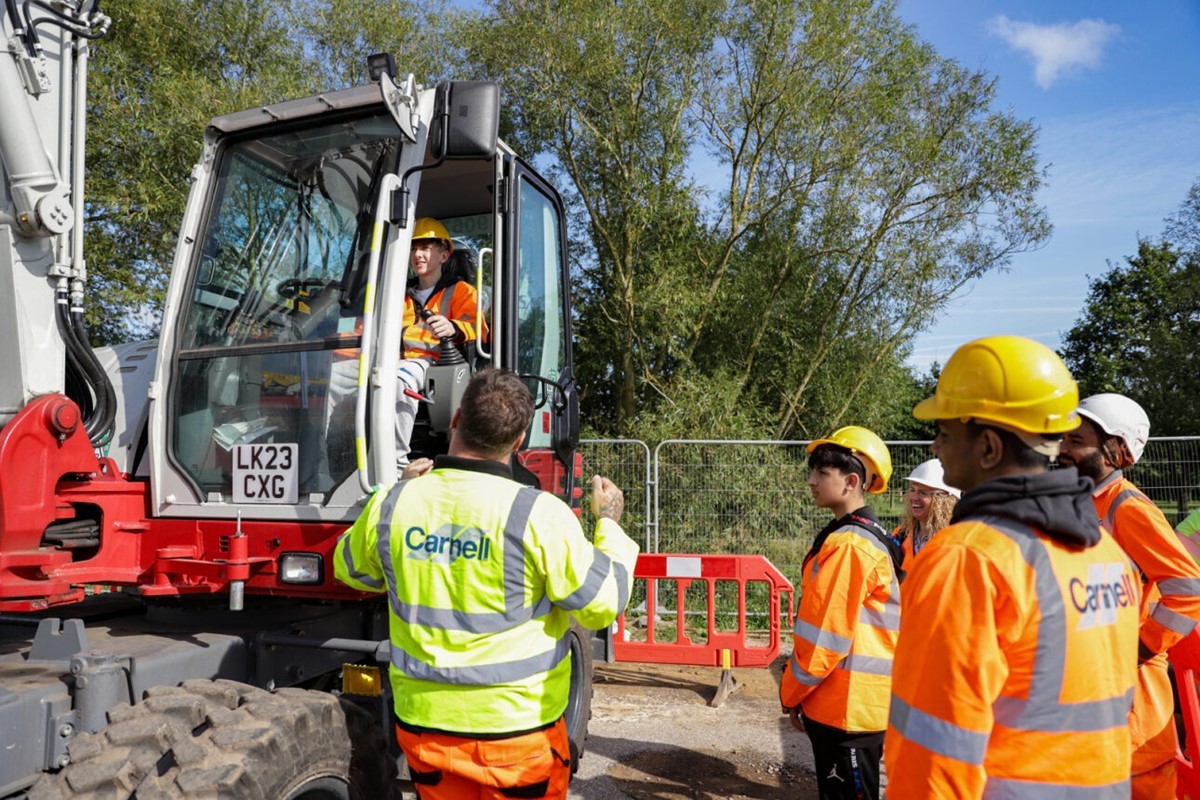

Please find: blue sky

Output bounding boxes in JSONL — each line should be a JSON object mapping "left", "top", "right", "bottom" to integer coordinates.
{"left": 896, "top": 0, "right": 1200, "bottom": 372}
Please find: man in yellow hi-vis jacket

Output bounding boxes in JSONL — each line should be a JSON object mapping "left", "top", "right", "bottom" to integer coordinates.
{"left": 335, "top": 368, "right": 639, "bottom": 799}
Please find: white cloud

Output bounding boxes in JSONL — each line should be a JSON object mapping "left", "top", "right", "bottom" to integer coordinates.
{"left": 987, "top": 15, "right": 1120, "bottom": 89}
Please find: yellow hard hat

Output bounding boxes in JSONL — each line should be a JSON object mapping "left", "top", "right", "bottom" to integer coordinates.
{"left": 411, "top": 217, "right": 452, "bottom": 252}
{"left": 913, "top": 335, "right": 1079, "bottom": 435}
{"left": 807, "top": 425, "right": 893, "bottom": 494}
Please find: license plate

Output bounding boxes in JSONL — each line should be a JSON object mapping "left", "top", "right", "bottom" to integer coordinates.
{"left": 233, "top": 443, "right": 299, "bottom": 504}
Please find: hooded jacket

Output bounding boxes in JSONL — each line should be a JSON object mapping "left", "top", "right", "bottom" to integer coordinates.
{"left": 885, "top": 468, "right": 1140, "bottom": 799}
{"left": 948, "top": 467, "right": 1100, "bottom": 547}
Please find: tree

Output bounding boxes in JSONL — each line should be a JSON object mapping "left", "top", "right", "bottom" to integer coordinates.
{"left": 1060, "top": 238, "right": 1200, "bottom": 436}
{"left": 459, "top": 0, "right": 720, "bottom": 434}
{"left": 462, "top": 0, "right": 1048, "bottom": 439}
{"left": 81, "top": 0, "right": 444, "bottom": 343}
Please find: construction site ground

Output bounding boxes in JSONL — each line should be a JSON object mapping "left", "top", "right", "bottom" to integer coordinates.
{"left": 398, "top": 649, "right": 826, "bottom": 799}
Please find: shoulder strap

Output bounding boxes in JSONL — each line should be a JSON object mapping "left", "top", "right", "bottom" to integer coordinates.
{"left": 844, "top": 514, "right": 906, "bottom": 582}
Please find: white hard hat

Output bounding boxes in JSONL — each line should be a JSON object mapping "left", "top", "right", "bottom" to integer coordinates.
{"left": 1076, "top": 393, "right": 1151, "bottom": 466}
{"left": 904, "top": 458, "right": 961, "bottom": 498}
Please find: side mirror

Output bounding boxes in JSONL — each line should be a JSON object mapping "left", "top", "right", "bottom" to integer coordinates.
{"left": 431, "top": 81, "right": 499, "bottom": 160}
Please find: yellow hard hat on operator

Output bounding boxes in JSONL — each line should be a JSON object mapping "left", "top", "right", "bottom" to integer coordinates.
{"left": 411, "top": 217, "right": 452, "bottom": 252}
{"left": 913, "top": 335, "right": 1079, "bottom": 435}
{"left": 807, "top": 426, "right": 893, "bottom": 494}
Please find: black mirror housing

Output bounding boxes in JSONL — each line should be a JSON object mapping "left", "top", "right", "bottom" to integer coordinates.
{"left": 432, "top": 81, "right": 500, "bottom": 160}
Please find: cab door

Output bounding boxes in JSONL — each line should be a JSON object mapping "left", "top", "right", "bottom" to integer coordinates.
{"left": 500, "top": 157, "right": 579, "bottom": 488}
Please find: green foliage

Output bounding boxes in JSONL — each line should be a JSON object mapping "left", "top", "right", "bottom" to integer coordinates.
{"left": 84, "top": 0, "right": 311, "bottom": 342}
{"left": 462, "top": 0, "right": 1048, "bottom": 441}
{"left": 1060, "top": 237, "right": 1200, "bottom": 436}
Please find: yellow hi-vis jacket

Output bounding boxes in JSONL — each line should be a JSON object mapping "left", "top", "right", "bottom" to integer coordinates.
{"left": 334, "top": 456, "right": 639, "bottom": 735}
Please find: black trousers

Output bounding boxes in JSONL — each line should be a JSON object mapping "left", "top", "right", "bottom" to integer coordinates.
{"left": 802, "top": 715, "right": 884, "bottom": 800}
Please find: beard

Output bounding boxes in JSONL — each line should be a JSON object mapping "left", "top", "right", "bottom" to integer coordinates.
{"left": 1068, "top": 450, "right": 1106, "bottom": 483}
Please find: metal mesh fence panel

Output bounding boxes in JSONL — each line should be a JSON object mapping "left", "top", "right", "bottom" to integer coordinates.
{"left": 1126, "top": 437, "right": 1200, "bottom": 525}
{"left": 583, "top": 436, "right": 1200, "bottom": 643}
{"left": 578, "top": 439, "right": 653, "bottom": 551}
{"left": 651, "top": 440, "right": 937, "bottom": 581}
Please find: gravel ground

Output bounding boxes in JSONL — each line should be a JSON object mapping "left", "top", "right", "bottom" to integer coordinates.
{"left": 568, "top": 657, "right": 819, "bottom": 799}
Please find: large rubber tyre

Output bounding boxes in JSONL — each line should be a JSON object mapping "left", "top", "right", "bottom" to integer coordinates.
{"left": 564, "top": 621, "right": 594, "bottom": 773}
{"left": 31, "top": 679, "right": 396, "bottom": 800}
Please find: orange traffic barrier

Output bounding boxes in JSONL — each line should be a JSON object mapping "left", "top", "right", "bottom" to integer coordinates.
{"left": 613, "top": 553, "right": 794, "bottom": 669}
{"left": 1171, "top": 629, "right": 1200, "bottom": 799}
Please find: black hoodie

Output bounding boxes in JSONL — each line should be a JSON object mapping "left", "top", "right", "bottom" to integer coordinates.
{"left": 949, "top": 467, "right": 1101, "bottom": 549}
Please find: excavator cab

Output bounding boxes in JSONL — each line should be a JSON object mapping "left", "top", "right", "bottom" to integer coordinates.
{"left": 145, "top": 76, "right": 580, "bottom": 519}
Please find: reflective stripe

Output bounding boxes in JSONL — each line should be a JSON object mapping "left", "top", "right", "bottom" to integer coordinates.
{"left": 984, "top": 777, "right": 1131, "bottom": 799}
{"left": 556, "top": 550, "right": 613, "bottom": 611}
{"left": 614, "top": 559, "right": 631, "bottom": 610}
{"left": 793, "top": 619, "right": 853, "bottom": 655}
{"left": 396, "top": 595, "right": 554, "bottom": 633}
{"left": 984, "top": 516, "right": 1135, "bottom": 735}
{"left": 438, "top": 283, "right": 456, "bottom": 316}
{"left": 837, "top": 653, "right": 892, "bottom": 676}
{"left": 1159, "top": 577, "right": 1200, "bottom": 596}
{"left": 889, "top": 695, "right": 988, "bottom": 766}
{"left": 986, "top": 517, "right": 1068, "bottom": 731}
{"left": 1151, "top": 603, "right": 1199, "bottom": 635}
{"left": 1101, "top": 485, "right": 1144, "bottom": 534}
{"left": 391, "top": 632, "right": 570, "bottom": 685}
{"left": 403, "top": 339, "right": 441, "bottom": 356}
{"left": 993, "top": 689, "right": 1133, "bottom": 733}
{"left": 789, "top": 653, "right": 824, "bottom": 687}
{"left": 340, "top": 532, "right": 383, "bottom": 591}
{"left": 504, "top": 487, "right": 542, "bottom": 615}
{"left": 375, "top": 480, "right": 411, "bottom": 612}
{"left": 859, "top": 604, "right": 900, "bottom": 631}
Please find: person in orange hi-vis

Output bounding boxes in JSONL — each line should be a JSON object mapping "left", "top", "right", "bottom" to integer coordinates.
{"left": 895, "top": 458, "right": 960, "bottom": 566}
{"left": 886, "top": 336, "right": 1141, "bottom": 798}
{"left": 326, "top": 217, "right": 485, "bottom": 471}
{"left": 1059, "top": 392, "right": 1200, "bottom": 798}
{"left": 780, "top": 426, "right": 901, "bottom": 800}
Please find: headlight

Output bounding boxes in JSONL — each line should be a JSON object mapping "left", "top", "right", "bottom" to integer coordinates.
{"left": 279, "top": 552, "right": 323, "bottom": 585}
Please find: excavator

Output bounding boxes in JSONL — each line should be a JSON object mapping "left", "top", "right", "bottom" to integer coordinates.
{"left": 0, "top": 3, "right": 588, "bottom": 796}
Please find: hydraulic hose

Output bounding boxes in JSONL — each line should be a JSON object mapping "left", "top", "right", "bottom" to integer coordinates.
{"left": 55, "top": 285, "right": 115, "bottom": 445}
{"left": 71, "top": 300, "right": 115, "bottom": 444}
{"left": 56, "top": 287, "right": 95, "bottom": 423}
{"left": 4, "top": 0, "right": 37, "bottom": 57}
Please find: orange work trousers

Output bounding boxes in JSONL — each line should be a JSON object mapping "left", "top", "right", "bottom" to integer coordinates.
{"left": 396, "top": 717, "right": 572, "bottom": 800}
{"left": 1131, "top": 656, "right": 1178, "bottom": 800}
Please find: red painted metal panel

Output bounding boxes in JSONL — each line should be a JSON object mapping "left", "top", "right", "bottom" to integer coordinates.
{"left": 613, "top": 553, "right": 795, "bottom": 669}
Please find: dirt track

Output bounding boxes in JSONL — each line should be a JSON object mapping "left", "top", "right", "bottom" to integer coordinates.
{"left": 570, "top": 656, "right": 820, "bottom": 799}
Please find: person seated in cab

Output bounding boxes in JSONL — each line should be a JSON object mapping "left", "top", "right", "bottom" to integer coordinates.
{"left": 395, "top": 217, "right": 486, "bottom": 467}
{"left": 325, "top": 218, "right": 485, "bottom": 477}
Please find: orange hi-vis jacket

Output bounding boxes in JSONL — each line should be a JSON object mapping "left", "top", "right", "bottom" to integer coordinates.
{"left": 1094, "top": 470, "right": 1200, "bottom": 656}
{"left": 1093, "top": 470, "right": 1200, "bottom": 781}
{"left": 781, "top": 509, "right": 901, "bottom": 732}
{"left": 886, "top": 470, "right": 1140, "bottom": 799}
{"left": 402, "top": 279, "right": 485, "bottom": 361}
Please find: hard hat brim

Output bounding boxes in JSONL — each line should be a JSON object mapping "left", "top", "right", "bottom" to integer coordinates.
{"left": 912, "top": 395, "right": 940, "bottom": 420}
